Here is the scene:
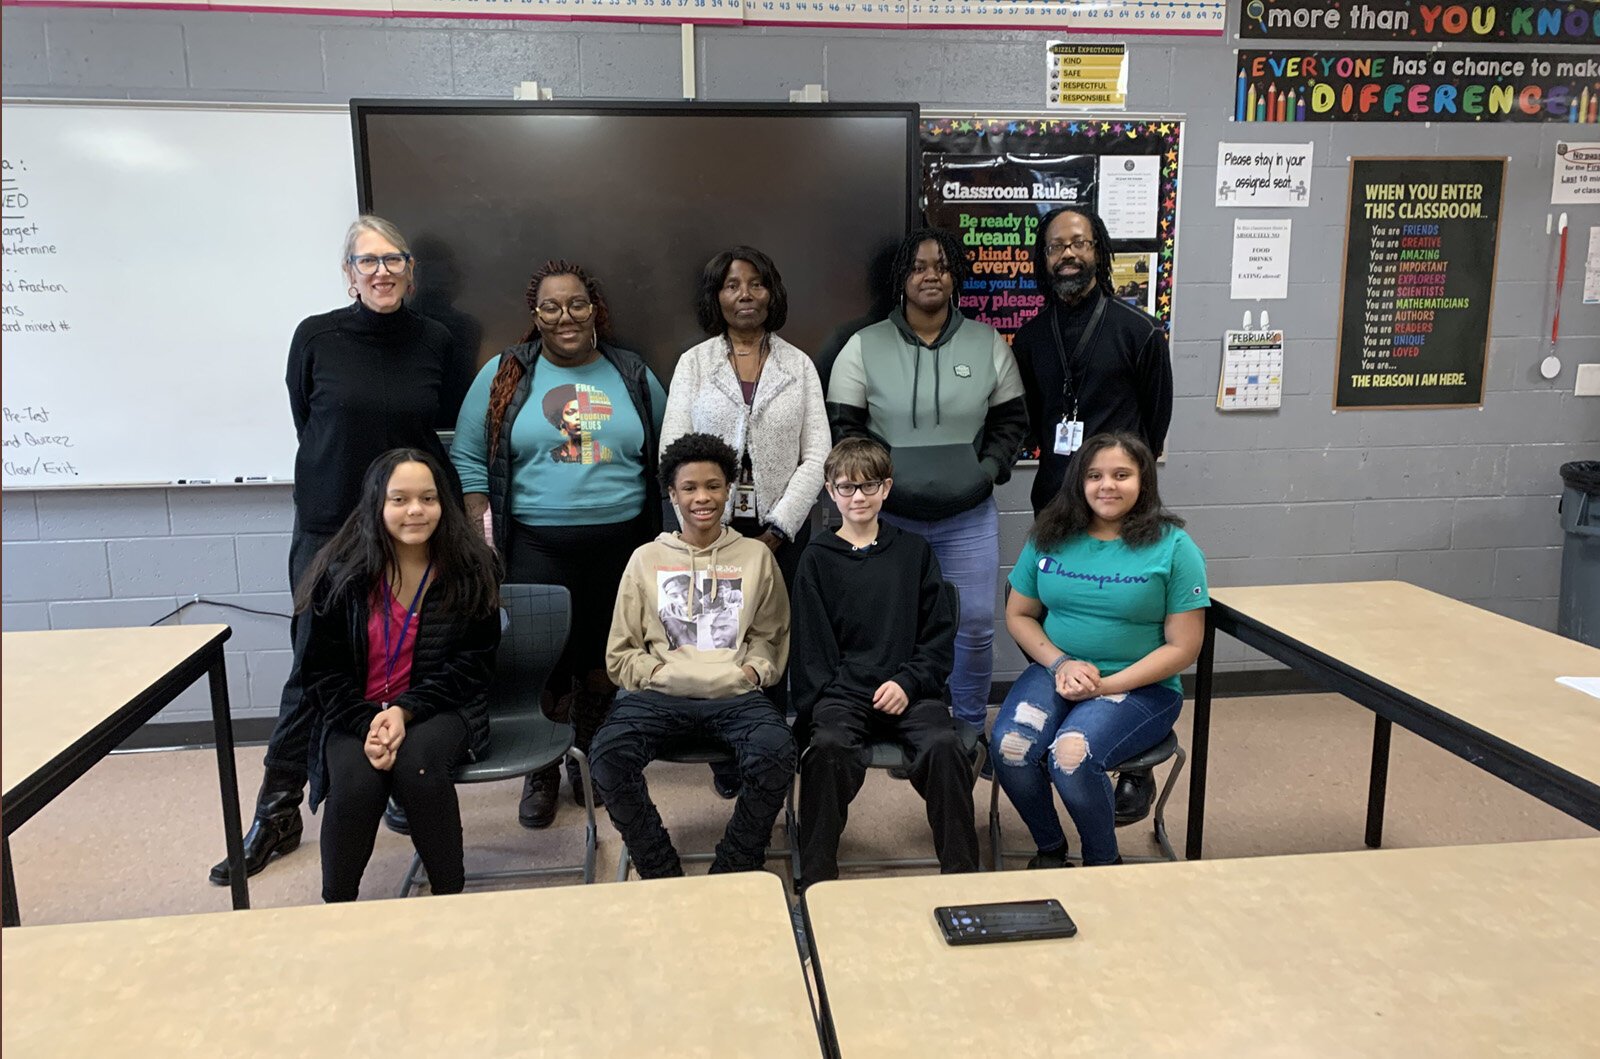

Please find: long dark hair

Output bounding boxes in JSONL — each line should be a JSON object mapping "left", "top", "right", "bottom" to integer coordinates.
{"left": 486, "top": 260, "right": 613, "bottom": 462}
{"left": 1030, "top": 206, "right": 1115, "bottom": 301}
{"left": 889, "top": 227, "right": 971, "bottom": 306}
{"left": 1033, "top": 432, "right": 1183, "bottom": 550}
{"left": 697, "top": 246, "right": 789, "bottom": 334}
{"left": 295, "top": 449, "right": 501, "bottom": 618}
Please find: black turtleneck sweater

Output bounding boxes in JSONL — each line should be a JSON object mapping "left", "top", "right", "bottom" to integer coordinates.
{"left": 1011, "top": 288, "right": 1173, "bottom": 514}
{"left": 790, "top": 522, "right": 957, "bottom": 715}
{"left": 286, "top": 302, "right": 462, "bottom": 533}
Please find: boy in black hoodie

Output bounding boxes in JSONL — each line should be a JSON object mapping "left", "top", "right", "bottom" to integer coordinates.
{"left": 793, "top": 438, "right": 981, "bottom": 887}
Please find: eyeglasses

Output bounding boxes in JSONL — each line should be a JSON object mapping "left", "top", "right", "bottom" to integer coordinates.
{"left": 347, "top": 252, "right": 412, "bottom": 275}
{"left": 831, "top": 480, "right": 884, "bottom": 497}
{"left": 534, "top": 299, "right": 595, "bottom": 323}
{"left": 1044, "top": 238, "right": 1096, "bottom": 259}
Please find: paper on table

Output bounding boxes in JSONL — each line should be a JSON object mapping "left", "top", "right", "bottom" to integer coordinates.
{"left": 1556, "top": 676, "right": 1600, "bottom": 700}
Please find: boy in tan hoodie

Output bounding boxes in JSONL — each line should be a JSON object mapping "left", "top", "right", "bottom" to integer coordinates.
{"left": 590, "top": 433, "right": 795, "bottom": 878}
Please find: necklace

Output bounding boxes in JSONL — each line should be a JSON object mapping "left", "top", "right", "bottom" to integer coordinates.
{"left": 727, "top": 333, "right": 769, "bottom": 382}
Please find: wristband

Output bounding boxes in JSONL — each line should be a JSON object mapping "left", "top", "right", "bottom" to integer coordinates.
{"left": 1049, "top": 653, "right": 1072, "bottom": 675}
{"left": 764, "top": 523, "right": 789, "bottom": 543}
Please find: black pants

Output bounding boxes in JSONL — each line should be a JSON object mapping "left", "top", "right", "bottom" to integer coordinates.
{"left": 320, "top": 712, "right": 469, "bottom": 902}
{"left": 727, "top": 516, "right": 810, "bottom": 713}
{"left": 261, "top": 519, "right": 337, "bottom": 783}
{"left": 590, "top": 690, "right": 796, "bottom": 879}
{"left": 799, "top": 697, "right": 980, "bottom": 887}
{"left": 507, "top": 515, "right": 647, "bottom": 752}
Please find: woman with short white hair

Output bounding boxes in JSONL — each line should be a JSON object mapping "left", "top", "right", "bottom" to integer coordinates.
{"left": 207, "top": 215, "right": 464, "bottom": 887}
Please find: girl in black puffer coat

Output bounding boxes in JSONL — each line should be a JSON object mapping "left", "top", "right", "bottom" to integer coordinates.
{"left": 298, "top": 448, "right": 502, "bottom": 902}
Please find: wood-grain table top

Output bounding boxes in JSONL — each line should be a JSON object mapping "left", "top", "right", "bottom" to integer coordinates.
{"left": 807, "top": 839, "right": 1600, "bottom": 1057}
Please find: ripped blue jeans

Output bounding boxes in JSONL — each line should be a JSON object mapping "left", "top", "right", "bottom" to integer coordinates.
{"left": 991, "top": 664, "right": 1182, "bottom": 865}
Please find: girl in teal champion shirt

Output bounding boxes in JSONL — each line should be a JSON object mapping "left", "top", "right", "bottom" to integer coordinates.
{"left": 991, "top": 432, "right": 1208, "bottom": 867}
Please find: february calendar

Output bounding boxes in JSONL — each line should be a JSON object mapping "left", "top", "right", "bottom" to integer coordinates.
{"left": 1217, "top": 329, "right": 1285, "bottom": 411}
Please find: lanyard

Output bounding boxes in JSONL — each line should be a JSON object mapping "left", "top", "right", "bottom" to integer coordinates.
{"left": 1047, "top": 294, "right": 1107, "bottom": 422}
{"left": 379, "top": 562, "right": 432, "bottom": 702}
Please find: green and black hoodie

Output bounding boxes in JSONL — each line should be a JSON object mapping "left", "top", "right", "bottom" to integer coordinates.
{"left": 825, "top": 308, "right": 1029, "bottom": 521}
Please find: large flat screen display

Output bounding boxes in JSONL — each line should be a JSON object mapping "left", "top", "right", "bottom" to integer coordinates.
{"left": 353, "top": 101, "right": 919, "bottom": 383}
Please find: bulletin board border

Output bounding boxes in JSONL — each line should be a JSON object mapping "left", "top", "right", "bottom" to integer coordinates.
{"left": 921, "top": 110, "right": 1187, "bottom": 336}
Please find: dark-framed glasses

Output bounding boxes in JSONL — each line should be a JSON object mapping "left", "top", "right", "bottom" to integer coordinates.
{"left": 347, "top": 252, "right": 412, "bottom": 275}
{"left": 832, "top": 480, "right": 884, "bottom": 497}
{"left": 535, "top": 299, "right": 596, "bottom": 323}
{"left": 1044, "top": 237, "right": 1096, "bottom": 259}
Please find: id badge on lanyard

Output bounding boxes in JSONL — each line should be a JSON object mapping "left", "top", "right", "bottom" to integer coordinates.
{"left": 1049, "top": 296, "right": 1106, "bottom": 459}
{"left": 1054, "top": 416, "right": 1085, "bottom": 456}
{"left": 733, "top": 461, "right": 757, "bottom": 518}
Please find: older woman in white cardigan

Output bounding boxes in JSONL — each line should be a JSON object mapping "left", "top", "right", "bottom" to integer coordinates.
{"left": 663, "top": 246, "right": 829, "bottom": 793}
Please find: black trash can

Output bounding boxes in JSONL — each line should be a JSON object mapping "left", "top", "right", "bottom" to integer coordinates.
{"left": 1557, "top": 460, "right": 1600, "bottom": 647}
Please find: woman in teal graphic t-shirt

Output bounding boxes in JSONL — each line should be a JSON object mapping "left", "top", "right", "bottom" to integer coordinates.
{"left": 991, "top": 432, "right": 1208, "bottom": 868}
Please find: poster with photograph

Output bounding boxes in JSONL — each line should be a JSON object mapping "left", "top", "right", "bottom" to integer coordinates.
{"left": 1334, "top": 157, "right": 1504, "bottom": 409}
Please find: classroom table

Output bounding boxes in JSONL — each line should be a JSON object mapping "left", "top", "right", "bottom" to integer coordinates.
{"left": 1186, "top": 581, "right": 1600, "bottom": 860}
{"left": 804, "top": 838, "right": 1600, "bottom": 1057}
{"left": 1, "top": 624, "right": 247, "bottom": 925}
{"left": 0, "top": 871, "right": 822, "bottom": 1058}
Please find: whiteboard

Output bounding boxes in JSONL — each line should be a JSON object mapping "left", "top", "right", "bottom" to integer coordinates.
{"left": 1, "top": 101, "right": 357, "bottom": 488}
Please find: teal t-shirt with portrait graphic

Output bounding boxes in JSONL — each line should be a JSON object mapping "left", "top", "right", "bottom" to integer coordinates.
{"left": 453, "top": 354, "right": 667, "bottom": 526}
{"left": 1009, "top": 525, "right": 1208, "bottom": 693}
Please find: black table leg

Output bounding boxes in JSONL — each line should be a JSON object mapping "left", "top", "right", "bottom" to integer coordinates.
{"left": 3, "top": 836, "right": 19, "bottom": 927}
{"left": 1185, "top": 611, "right": 1217, "bottom": 861}
{"left": 209, "top": 656, "right": 250, "bottom": 911}
{"left": 1366, "top": 714, "right": 1392, "bottom": 849}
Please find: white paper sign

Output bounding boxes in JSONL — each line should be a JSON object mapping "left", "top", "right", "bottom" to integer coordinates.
{"left": 1552, "top": 142, "right": 1600, "bottom": 205}
{"left": 1215, "top": 142, "right": 1314, "bottom": 208}
{"left": 1099, "top": 155, "right": 1159, "bottom": 240}
{"left": 1230, "top": 219, "right": 1291, "bottom": 300}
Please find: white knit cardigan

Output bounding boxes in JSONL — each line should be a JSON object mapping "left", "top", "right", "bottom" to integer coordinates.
{"left": 661, "top": 333, "right": 831, "bottom": 539}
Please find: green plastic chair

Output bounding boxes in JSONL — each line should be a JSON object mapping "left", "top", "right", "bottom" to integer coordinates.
{"left": 398, "top": 583, "right": 597, "bottom": 895}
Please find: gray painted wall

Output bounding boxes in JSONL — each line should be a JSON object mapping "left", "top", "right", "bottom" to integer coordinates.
{"left": 3, "top": 7, "right": 1595, "bottom": 725}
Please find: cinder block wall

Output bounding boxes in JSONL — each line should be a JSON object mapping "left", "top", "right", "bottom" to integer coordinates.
{"left": 3, "top": 8, "right": 1594, "bottom": 725}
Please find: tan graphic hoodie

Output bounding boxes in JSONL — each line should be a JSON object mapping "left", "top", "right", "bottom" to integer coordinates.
{"left": 606, "top": 526, "right": 790, "bottom": 699}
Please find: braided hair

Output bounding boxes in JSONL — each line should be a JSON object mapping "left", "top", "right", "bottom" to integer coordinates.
{"left": 888, "top": 227, "right": 971, "bottom": 308}
{"left": 485, "top": 260, "right": 613, "bottom": 463}
{"left": 1030, "top": 206, "right": 1115, "bottom": 301}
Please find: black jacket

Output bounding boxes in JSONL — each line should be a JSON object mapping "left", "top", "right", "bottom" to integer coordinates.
{"left": 302, "top": 576, "right": 500, "bottom": 809}
{"left": 286, "top": 302, "right": 463, "bottom": 534}
{"left": 1012, "top": 289, "right": 1173, "bottom": 513}
{"left": 790, "top": 523, "right": 957, "bottom": 720}
{"left": 483, "top": 340, "right": 664, "bottom": 554}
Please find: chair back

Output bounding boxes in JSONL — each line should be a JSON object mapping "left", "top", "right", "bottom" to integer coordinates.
{"left": 490, "top": 583, "right": 572, "bottom": 717}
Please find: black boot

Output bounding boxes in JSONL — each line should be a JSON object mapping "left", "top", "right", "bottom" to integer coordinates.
{"left": 208, "top": 768, "right": 305, "bottom": 885}
{"left": 519, "top": 766, "right": 560, "bottom": 829}
{"left": 1114, "top": 769, "right": 1157, "bottom": 826}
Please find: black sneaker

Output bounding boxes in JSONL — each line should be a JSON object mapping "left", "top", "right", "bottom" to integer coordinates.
{"left": 711, "top": 763, "right": 742, "bottom": 800}
{"left": 1114, "top": 769, "right": 1157, "bottom": 826}
{"left": 1026, "top": 846, "right": 1071, "bottom": 870}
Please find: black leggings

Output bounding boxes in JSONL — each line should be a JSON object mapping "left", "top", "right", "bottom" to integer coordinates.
{"left": 320, "top": 712, "right": 469, "bottom": 902}
{"left": 507, "top": 514, "right": 648, "bottom": 753}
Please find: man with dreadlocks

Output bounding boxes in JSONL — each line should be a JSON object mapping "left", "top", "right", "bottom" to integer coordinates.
{"left": 1011, "top": 206, "right": 1175, "bottom": 826}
